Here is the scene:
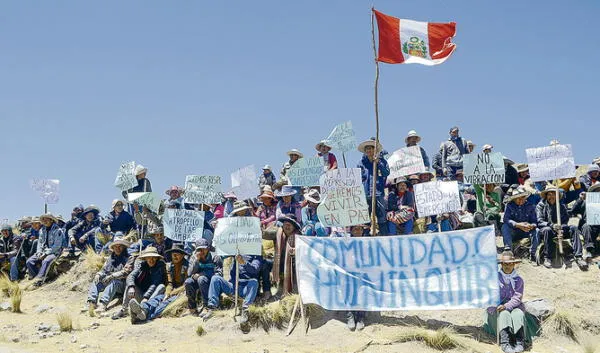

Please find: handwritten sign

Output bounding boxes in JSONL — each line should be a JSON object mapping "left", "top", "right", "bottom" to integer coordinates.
{"left": 287, "top": 157, "right": 324, "bottom": 187}
{"left": 184, "top": 175, "right": 223, "bottom": 204}
{"left": 231, "top": 165, "right": 259, "bottom": 201}
{"left": 296, "top": 226, "right": 499, "bottom": 311}
{"left": 586, "top": 193, "right": 600, "bottom": 226}
{"left": 463, "top": 152, "right": 506, "bottom": 184}
{"left": 127, "top": 192, "right": 161, "bottom": 213}
{"left": 387, "top": 146, "right": 426, "bottom": 180}
{"left": 414, "top": 181, "right": 461, "bottom": 217}
{"left": 213, "top": 217, "right": 262, "bottom": 256}
{"left": 163, "top": 209, "right": 206, "bottom": 242}
{"left": 317, "top": 168, "right": 370, "bottom": 227}
{"left": 526, "top": 144, "right": 576, "bottom": 182}
{"left": 324, "top": 121, "right": 357, "bottom": 153}
{"left": 30, "top": 179, "right": 60, "bottom": 204}
{"left": 114, "top": 161, "right": 137, "bottom": 191}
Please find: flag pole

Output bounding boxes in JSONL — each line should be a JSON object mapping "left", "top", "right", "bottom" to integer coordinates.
{"left": 370, "top": 7, "right": 381, "bottom": 236}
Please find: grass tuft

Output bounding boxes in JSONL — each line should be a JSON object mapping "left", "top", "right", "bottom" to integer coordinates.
{"left": 56, "top": 312, "right": 73, "bottom": 332}
{"left": 542, "top": 311, "right": 579, "bottom": 342}
{"left": 9, "top": 283, "right": 21, "bottom": 313}
{"left": 82, "top": 246, "right": 105, "bottom": 274}
{"left": 160, "top": 295, "right": 188, "bottom": 318}
{"left": 389, "top": 327, "right": 469, "bottom": 351}
{"left": 196, "top": 324, "right": 206, "bottom": 336}
{"left": 0, "top": 274, "right": 10, "bottom": 297}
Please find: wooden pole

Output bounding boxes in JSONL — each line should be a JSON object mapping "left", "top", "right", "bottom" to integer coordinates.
{"left": 555, "top": 188, "right": 564, "bottom": 254}
{"left": 234, "top": 249, "right": 240, "bottom": 317}
{"left": 370, "top": 8, "right": 381, "bottom": 236}
{"left": 437, "top": 215, "right": 442, "bottom": 233}
{"left": 44, "top": 203, "right": 48, "bottom": 214}
{"left": 342, "top": 152, "right": 347, "bottom": 168}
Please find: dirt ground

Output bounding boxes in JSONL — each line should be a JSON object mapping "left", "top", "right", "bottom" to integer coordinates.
{"left": 1, "top": 256, "right": 599, "bottom": 353}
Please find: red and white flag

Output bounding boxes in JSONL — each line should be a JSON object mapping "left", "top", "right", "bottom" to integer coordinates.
{"left": 374, "top": 9, "right": 457, "bottom": 66}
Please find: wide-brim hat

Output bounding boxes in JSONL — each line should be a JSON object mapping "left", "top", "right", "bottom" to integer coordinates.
{"left": 82, "top": 205, "right": 100, "bottom": 217}
{"left": 258, "top": 187, "right": 276, "bottom": 200}
{"left": 112, "top": 199, "right": 125, "bottom": 208}
{"left": 408, "top": 174, "right": 420, "bottom": 181}
{"left": 39, "top": 213, "right": 57, "bottom": 223}
{"left": 31, "top": 216, "right": 41, "bottom": 223}
{"left": 223, "top": 191, "right": 237, "bottom": 199}
{"left": 109, "top": 237, "right": 131, "bottom": 251}
{"left": 593, "top": 157, "right": 600, "bottom": 165}
{"left": 193, "top": 238, "right": 214, "bottom": 252}
{"left": 262, "top": 164, "right": 272, "bottom": 171}
{"left": 419, "top": 167, "right": 435, "bottom": 177}
{"left": 515, "top": 163, "right": 529, "bottom": 174}
{"left": 404, "top": 130, "right": 421, "bottom": 144}
{"left": 503, "top": 156, "right": 514, "bottom": 165}
{"left": 315, "top": 140, "right": 332, "bottom": 152}
{"left": 138, "top": 246, "right": 163, "bottom": 260}
{"left": 540, "top": 185, "right": 562, "bottom": 198}
{"left": 147, "top": 225, "right": 164, "bottom": 236}
{"left": 588, "top": 182, "right": 600, "bottom": 193}
{"left": 357, "top": 139, "right": 383, "bottom": 154}
{"left": 392, "top": 176, "right": 410, "bottom": 186}
{"left": 277, "top": 215, "right": 301, "bottom": 231}
{"left": 231, "top": 201, "right": 251, "bottom": 214}
{"left": 275, "top": 185, "right": 297, "bottom": 197}
{"left": 135, "top": 164, "right": 147, "bottom": 176}
{"left": 588, "top": 164, "right": 600, "bottom": 174}
{"left": 56, "top": 215, "right": 66, "bottom": 223}
{"left": 505, "top": 186, "right": 531, "bottom": 203}
{"left": 166, "top": 243, "right": 190, "bottom": 256}
{"left": 165, "top": 185, "right": 184, "bottom": 196}
{"left": 482, "top": 144, "right": 493, "bottom": 151}
{"left": 498, "top": 251, "right": 522, "bottom": 264}
{"left": 304, "top": 189, "right": 322, "bottom": 204}
{"left": 287, "top": 149, "right": 304, "bottom": 158}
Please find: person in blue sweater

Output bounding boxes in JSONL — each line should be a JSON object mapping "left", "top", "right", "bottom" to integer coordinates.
{"left": 357, "top": 138, "right": 390, "bottom": 235}
{"left": 501, "top": 186, "right": 538, "bottom": 260}
{"left": 102, "top": 199, "right": 135, "bottom": 235}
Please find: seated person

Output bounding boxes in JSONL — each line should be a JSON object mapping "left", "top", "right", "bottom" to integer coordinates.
{"left": 485, "top": 251, "right": 527, "bottom": 353}
{"left": 185, "top": 239, "right": 223, "bottom": 316}
{"left": 0, "top": 225, "right": 22, "bottom": 281}
{"left": 501, "top": 186, "right": 538, "bottom": 260}
{"left": 26, "top": 214, "right": 67, "bottom": 286}
{"left": 473, "top": 184, "right": 502, "bottom": 231}
{"left": 202, "top": 254, "right": 262, "bottom": 323}
{"left": 102, "top": 199, "right": 135, "bottom": 235}
{"left": 68, "top": 206, "right": 101, "bottom": 253}
{"left": 87, "top": 237, "right": 130, "bottom": 313}
{"left": 301, "top": 189, "right": 328, "bottom": 236}
{"left": 569, "top": 183, "right": 600, "bottom": 258}
{"left": 386, "top": 177, "right": 415, "bottom": 235}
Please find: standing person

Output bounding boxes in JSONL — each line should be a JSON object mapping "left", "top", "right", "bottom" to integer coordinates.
{"left": 123, "top": 165, "right": 152, "bottom": 198}
{"left": 259, "top": 165, "right": 277, "bottom": 190}
{"left": 315, "top": 140, "right": 338, "bottom": 171}
{"left": 386, "top": 177, "right": 415, "bottom": 235}
{"left": 404, "top": 130, "right": 430, "bottom": 168}
{"left": 473, "top": 184, "right": 502, "bottom": 231}
{"left": 185, "top": 239, "right": 223, "bottom": 316}
{"left": 0, "top": 225, "right": 22, "bottom": 281}
{"left": 164, "top": 186, "right": 184, "bottom": 207}
{"left": 441, "top": 126, "right": 469, "bottom": 178}
{"left": 102, "top": 199, "right": 135, "bottom": 235}
{"left": 68, "top": 205, "right": 101, "bottom": 253}
{"left": 501, "top": 186, "right": 538, "bottom": 260}
{"left": 26, "top": 214, "right": 67, "bottom": 286}
{"left": 272, "top": 215, "right": 300, "bottom": 296}
{"left": 485, "top": 251, "right": 527, "bottom": 353}
{"left": 357, "top": 138, "right": 390, "bottom": 235}
{"left": 214, "top": 191, "right": 237, "bottom": 219}
{"left": 276, "top": 149, "right": 304, "bottom": 201}
{"left": 346, "top": 224, "right": 369, "bottom": 331}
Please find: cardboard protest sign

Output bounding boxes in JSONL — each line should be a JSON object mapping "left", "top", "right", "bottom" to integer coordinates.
{"left": 526, "top": 144, "right": 576, "bottom": 182}
{"left": 127, "top": 192, "right": 161, "bottom": 213}
{"left": 324, "top": 121, "right": 357, "bottom": 153}
{"left": 162, "top": 209, "right": 206, "bottom": 242}
{"left": 414, "top": 181, "right": 461, "bottom": 217}
{"left": 114, "top": 161, "right": 137, "bottom": 191}
{"left": 184, "top": 175, "right": 223, "bottom": 204}
{"left": 287, "top": 157, "right": 324, "bottom": 186}
{"left": 317, "top": 168, "right": 370, "bottom": 227}
{"left": 213, "top": 217, "right": 262, "bottom": 256}
{"left": 586, "top": 193, "right": 600, "bottom": 226}
{"left": 387, "top": 146, "right": 426, "bottom": 180}
{"left": 30, "top": 178, "right": 60, "bottom": 204}
{"left": 463, "top": 152, "right": 506, "bottom": 184}
{"left": 296, "top": 226, "right": 499, "bottom": 311}
{"left": 231, "top": 165, "right": 258, "bottom": 201}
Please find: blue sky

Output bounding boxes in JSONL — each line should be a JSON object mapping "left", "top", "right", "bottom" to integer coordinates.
{"left": 1, "top": 1, "right": 598, "bottom": 222}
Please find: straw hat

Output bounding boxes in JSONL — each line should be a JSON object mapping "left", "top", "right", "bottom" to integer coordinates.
{"left": 515, "top": 163, "right": 529, "bottom": 174}
{"left": 258, "top": 185, "right": 276, "bottom": 200}
{"left": 223, "top": 191, "right": 237, "bottom": 200}
{"left": 277, "top": 215, "right": 301, "bottom": 231}
{"left": 315, "top": 140, "right": 333, "bottom": 152}
{"left": 31, "top": 216, "right": 41, "bottom": 224}
{"left": 147, "top": 224, "right": 164, "bottom": 236}
{"left": 588, "top": 164, "right": 600, "bottom": 174}
{"left": 164, "top": 185, "right": 184, "bottom": 196}
{"left": 482, "top": 144, "right": 493, "bottom": 151}
{"left": 275, "top": 185, "right": 297, "bottom": 197}
{"left": 111, "top": 199, "right": 125, "bottom": 208}
{"left": 357, "top": 138, "right": 383, "bottom": 154}
{"left": 109, "top": 237, "right": 131, "bottom": 252}
{"left": 540, "top": 185, "right": 562, "bottom": 199}
{"left": 135, "top": 165, "right": 147, "bottom": 176}
{"left": 588, "top": 182, "right": 600, "bottom": 193}
{"left": 138, "top": 246, "right": 163, "bottom": 260}
{"left": 404, "top": 130, "right": 421, "bottom": 144}
{"left": 165, "top": 243, "right": 190, "bottom": 256}
{"left": 497, "top": 251, "right": 522, "bottom": 264}
{"left": 304, "top": 189, "right": 322, "bottom": 204}
{"left": 504, "top": 186, "right": 531, "bottom": 203}
{"left": 231, "top": 201, "right": 251, "bottom": 215}
{"left": 82, "top": 205, "right": 100, "bottom": 218}
{"left": 262, "top": 164, "right": 272, "bottom": 171}
{"left": 39, "top": 213, "right": 57, "bottom": 223}
{"left": 286, "top": 149, "right": 304, "bottom": 158}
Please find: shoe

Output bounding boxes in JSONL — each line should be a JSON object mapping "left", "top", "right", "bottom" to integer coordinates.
{"left": 262, "top": 291, "right": 272, "bottom": 301}
{"left": 346, "top": 313, "right": 356, "bottom": 331}
{"left": 355, "top": 319, "right": 365, "bottom": 331}
{"left": 513, "top": 328, "right": 525, "bottom": 352}
{"left": 543, "top": 258, "right": 552, "bottom": 268}
{"left": 240, "top": 309, "right": 249, "bottom": 324}
{"left": 584, "top": 251, "right": 593, "bottom": 261}
{"left": 499, "top": 328, "right": 515, "bottom": 353}
{"left": 201, "top": 309, "right": 213, "bottom": 321}
{"left": 96, "top": 303, "right": 108, "bottom": 313}
{"left": 111, "top": 308, "right": 127, "bottom": 320}
{"left": 33, "top": 279, "right": 43, "bottom": 287}
{"left": 576, "top": 257, "right": 589, "bottom": 271}
{"left": 128, "top": 300, "right": 146, "bottom": 322}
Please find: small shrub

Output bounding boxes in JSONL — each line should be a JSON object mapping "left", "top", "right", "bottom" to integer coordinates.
{"left": 9, "top": 283, "right": 21, "bottom": 313}
{"left": 196, "top": 325, "right": 206, "bottom": 336}
{"left": 542, "top": 311, "right": 579, "bottom": 342}
{"left": 82, "top": 247, "right": 105, "bottom": 274}
{"left": 56, "top": 312, "right": 73, "bottom": 332}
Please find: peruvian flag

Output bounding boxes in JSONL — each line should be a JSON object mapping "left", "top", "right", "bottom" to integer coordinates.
{"left": 374, "top": 9, "right": 457, "bottom": 66}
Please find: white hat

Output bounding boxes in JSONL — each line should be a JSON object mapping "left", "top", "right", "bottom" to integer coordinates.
{"left": 262, "top": 164, "right": 272, "bottom": 170}
{"left": 286, "top": 149, "right": 304, "bottom": 158}
{"left": 304, "top": 189, "right": 322, "bottom": 204}
{"left": 482, "top": 144, "right": 493, "bottom": 151}
{"left": 135, "top": 165, "right": 147, "bottom": 176}
{"left": 315, "top": 140, "right": 333, "bottom": 151}
{"left": 357, "top": 138, "right": 383, "bottom": 154}
{"left": 404, "top": 130, "right": 421, "bottom": 144}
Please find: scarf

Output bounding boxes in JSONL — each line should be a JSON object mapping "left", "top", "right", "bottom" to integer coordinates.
{"left": 500, "top": 269, "right": 519, "bottom": 290}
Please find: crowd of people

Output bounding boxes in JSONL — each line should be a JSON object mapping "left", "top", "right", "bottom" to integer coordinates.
{"left": 1, "top": 125, "right": 599, "bottom": 353}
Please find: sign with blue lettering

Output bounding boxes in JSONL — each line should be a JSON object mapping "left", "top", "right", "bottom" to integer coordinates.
{"left": 162, "top": 209, "right": 206, "bottom": 242}
{"left": 325, "top": 121, "right": 357, "bottom": 153}
{"left": 296, "top": 226, "right": 499, "bottom": 311}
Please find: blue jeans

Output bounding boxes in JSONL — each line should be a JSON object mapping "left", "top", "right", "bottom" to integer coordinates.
{"left": 184, "top": 275, "right": 211, "bottom": 309}
{"left": 141, "top": 294, "right": 177, "bottom": 320}
{"left": 427, "top": 219, "right": 452, "bottom": 233}
{"left": 26, "top": 253, "right": 57, "bottom": 279}
{"left": 501, "top": 223, "right": 538, "bottom": 258}
{"left": 87, "top": 278, "right": 125, "bottom": 305}
{"left": 207, "top": 276, "right": 258, "bottom": 309}
{"left": 388, "top": 219, "right": 414, "bottom": 235}
{"left": 259, "top": 259, "right": 273, "bottom": 293}
{"left": 0, "top": 257, "right": 19, "bottom": 281}
{"left": 302, "top": 222, "right": 329, "bottom": 236}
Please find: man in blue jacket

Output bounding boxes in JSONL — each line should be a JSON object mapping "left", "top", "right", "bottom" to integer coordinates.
{"left": 202, "top": 254, "right": 261, "bottom": 323}
{"left": 501, "top": 186, "right": 538, "bottom": 260}
{"left": 357, "top": 138, "right": 390, "bottom": 235}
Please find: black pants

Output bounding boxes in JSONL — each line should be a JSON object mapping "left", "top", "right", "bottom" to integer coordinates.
{"left": 581, "top": 224, "right": 599, "bottom": 253}
{"left": 539, "top": 225, "right": 582, "bottom": 259}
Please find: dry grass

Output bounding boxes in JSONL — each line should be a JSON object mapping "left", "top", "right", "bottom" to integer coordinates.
{"left": 56, "top": 312, "right": 73, "bottom": 332}
{"left": 160, "top": 295, "right": 188, "bottom": 318}
{"left": 196, "top": 324, "right": 206, "bottom": 336}
{"left": 247, "top": 294, "right": 325, "bottom": 332}
{"left": 0, "top": 274, "right": 10, "bottom": 297}
{"left": 542, "top": 311, "right": 579, "bottom": 342}
{"left": 387, "top": 327, "right": 471, "bottom": 351}
{"left": 82, "top": 246, "right": 105, "bottom": 273}
{"left": 0, "top": 275, "right": 22, "bottom": 313}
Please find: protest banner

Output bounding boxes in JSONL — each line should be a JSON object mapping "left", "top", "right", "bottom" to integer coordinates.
{"left": 30, "top": 178, "right": 60, "bottom": 204}
{"left": 463, "top": 152, "right": 506, "bottom": 185}
{"left": 387, "top": 146, "right": 426, "bottom": 180}
{"left": 231, "top": 165, "right": 258, "bottom": 201}
{"left": 184, "top": 175, "right": 223, "bottom": 204}
{"left": 526, "top": 144, "right": 576, "bottom": 182}
{"left": 162, "top": 209, "right": 206, "bottom": 242}
{"left": 414, "top": 181, "right": 461, "bottom": 217}
{"left": 317, "top": 168, "right": 370, "bottom": 227}
{"left": 287, "top": 157, "right": 324, "bottom": 187}
{"left": 296, "top": 226, "right": 499, "bottom": 311}
{"left": 213, "top": 217, "right": 262, "bottom": 256}
{"left": 324, "top": 121, "right": 357, "bottom": 153}
{"left": 114, "top": 161, "right": 137, "bottom": 191}
{"left": 587, "top": 193, "right": 600, "bottom": 226}
{"left": 127, "top": 192, "right": 161, "bottom": 213}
